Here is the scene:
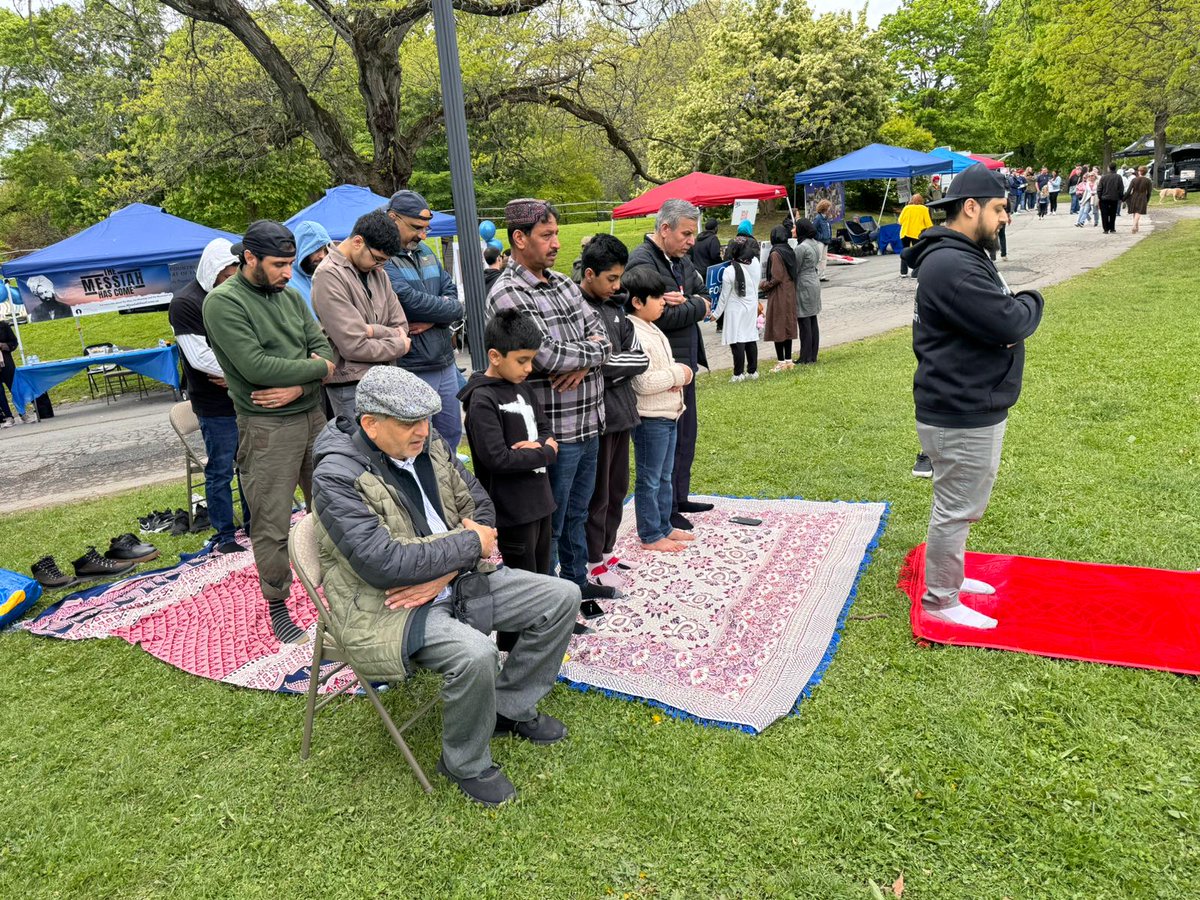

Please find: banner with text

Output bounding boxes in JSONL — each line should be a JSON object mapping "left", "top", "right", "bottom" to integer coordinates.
{"left": 17, "top": 259, "right": 199, "bottom": 321}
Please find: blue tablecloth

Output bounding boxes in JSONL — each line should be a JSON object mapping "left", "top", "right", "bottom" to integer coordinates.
{"left": 11, "top": 345, "right": 180, "bottom": 413}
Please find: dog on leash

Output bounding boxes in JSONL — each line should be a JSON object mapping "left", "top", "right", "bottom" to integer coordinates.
{"left": 1159, "top": 188, "right": 1187, "bottom": 202}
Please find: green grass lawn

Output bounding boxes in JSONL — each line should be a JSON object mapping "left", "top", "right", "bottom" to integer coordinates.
{"left": 3, "top": 221, "right": 1199, "bottom": 899}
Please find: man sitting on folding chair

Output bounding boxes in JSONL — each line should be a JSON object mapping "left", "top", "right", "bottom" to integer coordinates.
{"left": 310, "top": 365, "right": 579, "bottom": 807}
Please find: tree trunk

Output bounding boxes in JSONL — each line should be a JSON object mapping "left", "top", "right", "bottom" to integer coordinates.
{"left": 352, "top": 24, "right": 414, "bottom": 194}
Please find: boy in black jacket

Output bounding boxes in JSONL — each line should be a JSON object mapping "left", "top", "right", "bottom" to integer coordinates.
{"left": 579, "top": 235, "right": 650, "bottom": 588}
{"left": 458, "top": 309, "right": 559, "bottom": 575}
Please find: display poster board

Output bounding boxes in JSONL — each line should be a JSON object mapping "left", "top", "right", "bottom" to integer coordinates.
{"left": 16, "top": 258, "right": 198, "bottom": 321}
{"left": 898, "top": 177, "right": 912, "bottom": 204}
{"left": 803, "top": 183, "right": 846, "bottom": 223}
{"left": 731, "top": 199, "right": 758, "bottom": 228}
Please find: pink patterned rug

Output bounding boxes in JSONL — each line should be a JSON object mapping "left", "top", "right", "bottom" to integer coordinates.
{"left": 560, "top": 495, "right": 888, "bottom": 733}
{"left": 21, "top": 534, "right": 355, "bottom": 695}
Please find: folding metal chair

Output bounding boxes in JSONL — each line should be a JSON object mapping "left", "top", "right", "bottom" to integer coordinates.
{"left": 288, "top": 514, "right": 439, "bottom": 793}
{"left": 168, "top": 401, "right": 244, "bottom": 531}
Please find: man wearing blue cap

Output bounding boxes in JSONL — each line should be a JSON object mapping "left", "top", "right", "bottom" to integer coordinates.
{"left": 902, "top": 165, "right": 1044, "bottom": 630}
{"left": 384, "top": 190, "right": 466, "bottom": 451}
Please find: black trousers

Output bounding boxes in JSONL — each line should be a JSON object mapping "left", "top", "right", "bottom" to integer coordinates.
{"left": 797, "top": 316, "right": 819, "bottom": 364}
{"left": 774, "top": 340, "right": 793, "bottom": 361}
{"left": 1049, "top": 193, "right": 1058, "bottom": 213}
{"left": 1099, "top": 199, "right": 1119, "bottom": 233}
{"left": 900, "top": 235, "right": 919, "bottom": 275}
{"left": 497, "top": 515, "right": 553, "bottom": 576}
{"left": 672, "top": 377, "right": 698, "bottom": 509}
{"left": 730, "top": 341, "right": 758, "bottom": 376}
{"left": 586, "top": 429, "right": 631, "bottom": 562}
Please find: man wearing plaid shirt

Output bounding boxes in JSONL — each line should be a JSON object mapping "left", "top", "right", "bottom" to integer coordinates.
{"left": 486, "top": 199, "right": 618, "bottom": 612}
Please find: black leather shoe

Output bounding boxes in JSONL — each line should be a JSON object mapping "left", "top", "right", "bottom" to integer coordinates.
{"left": 494, "top": 712, "right": 568, "bottom": 745}
{"left": 677, "top": 500, "right": 714, "bottom": 513}
{"left": 436, "top": 757, "right": 516, "bottom": 807}
{"left": 31, "top": 555, "right": 74, "bottom": 588}
{"left": 106, "top": 533, "right": 160, "bottom": 563}
{"left": 670, "top": 512, "right": 693, "bottom": 531}
{"left": 72, "top": 548, "right": 136, "bottom": 579}
{"left": 215, "top": 540, "right": 247, "bottom": 554}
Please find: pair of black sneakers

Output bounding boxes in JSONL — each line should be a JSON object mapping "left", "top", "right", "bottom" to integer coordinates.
{"left": 31, "top": 534, "right": 161, "bottom": 589}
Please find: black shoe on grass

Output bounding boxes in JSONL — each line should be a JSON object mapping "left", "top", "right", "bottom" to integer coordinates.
{"left": 437, "top": 757, "right": 516, "bottom": 807}
{"left": 32, "top": 555, "right": 74, "bottom": 588}
{"left": 911, "top": 453, "right": 933, "bottom": 478}
{"left": 72, "top": 548, "right": 136, "bottom": 579}
{"left": 494, "top": 712, "right": 568, "bottom": 745}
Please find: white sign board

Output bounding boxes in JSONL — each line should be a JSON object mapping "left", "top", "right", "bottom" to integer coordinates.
{"left": 898, "top": 177, "right": 912, "bottom": 204}
{"left": 731, "top": 199, "right": 758, "bottom": 228}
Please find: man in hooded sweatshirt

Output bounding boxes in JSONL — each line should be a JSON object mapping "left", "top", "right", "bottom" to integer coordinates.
{"left": 204, "top": 220, "right": 335, "bottom": 644}
{"left": 287, "top": 221, "right": 332, "bottom": 313}
{"left": 901, "top": 164, "right": 1044, "bottom": 630}
{"left": 168, "top": 237, "right": 247, "bottom": 554}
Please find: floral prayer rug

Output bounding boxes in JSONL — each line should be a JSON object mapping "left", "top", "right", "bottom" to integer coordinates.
{"left": 21, "top": 535, "right": 355, "bottom": 695}
{"left": 560, "top": 495, "right": 889, "bottom": 733}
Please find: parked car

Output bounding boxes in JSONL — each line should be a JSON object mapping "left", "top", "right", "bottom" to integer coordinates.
{"left": 1161, "top": 144, "right": 1200, "bottom": 193}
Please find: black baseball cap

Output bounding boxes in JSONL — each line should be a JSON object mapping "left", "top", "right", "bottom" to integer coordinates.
{"left": 927, "top": 164, "right": 1008, "bottom": 208}
{"left": 231, "top": 220, "right": 297, "bottom": 259}
{"left": 387, "top": 190, "right": 433, "bottom": 220}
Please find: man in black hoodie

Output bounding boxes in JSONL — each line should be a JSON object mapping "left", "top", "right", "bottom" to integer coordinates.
{"left": 1097, "top": 164, "right": 1126, "bottom": 234}
{"left": 903, "top": 165, "right": 1044, "bottom": 630}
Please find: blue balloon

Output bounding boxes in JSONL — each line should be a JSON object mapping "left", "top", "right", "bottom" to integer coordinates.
{"left": 479, "top": 220, "right": 497, "bottom": 241}
{"left": 487, "top": 238, "right": 503, "bottom": 252}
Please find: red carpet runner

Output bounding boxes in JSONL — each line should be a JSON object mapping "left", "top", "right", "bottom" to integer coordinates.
{"left": 900, "top": 544, "right": 1200, "bottom": 675}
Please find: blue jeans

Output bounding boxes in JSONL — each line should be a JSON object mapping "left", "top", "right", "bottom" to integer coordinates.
{"left": 548, "top": 436, "right": 599, "bottom": 584}
{"left": 414, "top": 364, "right": 463, "bottom": 452}
{"left": 198, "top": 414, "right": 248, "bottom": 544}
{"left": 1077, "top": 200, "right": 1098, "bottom": 226}
{"left": 1070, "top": 192, "right": 1080, "bottom": 215}
{"left": 633, "top": 418, "right": 678, "bottom": 544}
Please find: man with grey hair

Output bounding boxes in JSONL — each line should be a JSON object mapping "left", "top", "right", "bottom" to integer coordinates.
{"left": 310, "top": 364, "right": 579, "bottom": 807}
{"left": 625, "top": 199, "right": 712, "bottom": 531}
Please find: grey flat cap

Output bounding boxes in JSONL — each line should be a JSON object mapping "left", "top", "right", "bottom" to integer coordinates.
{"left": 355, "top": 366, "right": 441, "bottom": 421}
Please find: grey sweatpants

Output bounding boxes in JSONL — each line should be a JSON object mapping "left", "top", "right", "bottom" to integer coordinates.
{"left": 916, "top": 420, "right": 1007, "bottom": 610}
{"left": 410, "top": 566, "right": 579, "bottom": 779}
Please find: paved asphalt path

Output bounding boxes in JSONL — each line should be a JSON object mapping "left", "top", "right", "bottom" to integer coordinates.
{"left": 3, "top": 203, "right": 1194, "bottom": 513}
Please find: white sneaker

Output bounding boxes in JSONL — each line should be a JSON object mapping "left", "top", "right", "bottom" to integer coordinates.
{"left": 730, "top": 374, "right": 745, "bottom": 383}
{"left": 0, "top": 419, "right": 12, "bottom": 429}
{"left": 747, "top": 372, "right": 759, "bottom": 380}
{"left": 899, "top": 272, "right": 909, "bottom": 278}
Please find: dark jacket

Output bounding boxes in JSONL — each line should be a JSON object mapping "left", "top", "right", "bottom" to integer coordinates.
{"left": 690, "top": 229, "right": 723, "bottom": 274}
{"left": 581, "top": 288, "right": 650, "bottom": 433}
{"left": 457, "top": 373, "right": 557, "bottom": 528}
{"left": 903, "top": 227, "right": 1043, "bottom": 428}
{"left": 311, "top": 417, "right": 496, "bottom": 678}
{"left": 1098, "top": 172, "right": 1126, "bottom": 203}
{"left": 625, "top": 237, "right": 709, "bottom": 370}
{"left": 384, "top": 243, "right": 464, "bottom": 372}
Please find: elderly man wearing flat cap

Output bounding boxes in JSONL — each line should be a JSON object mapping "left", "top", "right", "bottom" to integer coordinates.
{"left": 901, "top": 164, "right": 1044, "bottom": 631}
{"left": 310, "top": 366, "right": 578, "bottom": 807}
{"left": 383, "top": 190, "right": 466, "bottom": 452}
{"left": 204, "top": 219, "right": 335, "bottom": 644}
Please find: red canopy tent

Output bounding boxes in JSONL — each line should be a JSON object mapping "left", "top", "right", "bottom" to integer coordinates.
{"left": 612, "top": 172, "right": 788, "bottom": 220}
{"left": 967, "top": 153, "right": 1005, "bottom": 170}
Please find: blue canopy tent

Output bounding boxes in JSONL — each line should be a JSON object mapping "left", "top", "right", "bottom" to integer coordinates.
{"left": 794, "top": 142, "right": 949, "bottom": 222}
{"left": 1, "top": 203, "right": 237, "bottom": 341}
{"left": 929, "top": 146, "right": 979, "bottom": 174}
{"left": 285, "top": 185, "right": 457, "bottom": 240}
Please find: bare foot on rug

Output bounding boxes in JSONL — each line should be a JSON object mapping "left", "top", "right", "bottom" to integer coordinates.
{"left": 642, "top": 538, "right": 686, "bottom": 552}
{"left": 960, "top": 577, "right": 996, "bottom": 595}
{"left": 668, "top": 529, "right": 696, "bottom": 542}
{"left": 923, "top": 600, "right": 997, "bottom": 630}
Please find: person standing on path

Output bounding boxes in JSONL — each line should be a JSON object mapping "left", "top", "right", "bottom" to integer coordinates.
{"left": 1098, "top": 164, "right": 1125, "bottom": 234}
{"left": 793, "top": 219, "right": 822, "bottom": 365}
{"left": 203, "top": 220, "right": 336, "bottom": 644}
{"left": 761, "top": 224, "right": 799, "bottom": 373}
{"left": 898, "top": 194, "right": 933, "bottom": 278}
{"left": 1048, "top": 171, "right": 1062, "bottom": 215}
{"left": 901, "top": 165, "right": 1044, "bottom": 630}
{"left": 813, "top": 199, "right": 833, "bottom": 281}
{"left": 1125, "top": 166, "right": 1154, "bottom": 234}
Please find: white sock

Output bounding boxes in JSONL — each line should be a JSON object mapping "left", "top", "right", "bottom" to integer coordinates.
{"left": 925, "top": 600, "right": 997, "bottom": 630}
{"left": 960, "top": 577, "right": 995, "bottom": 595}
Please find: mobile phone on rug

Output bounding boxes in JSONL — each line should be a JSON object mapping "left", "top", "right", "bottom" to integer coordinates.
{"left": 729, "top": 516, "right": 762, "bottom": 526}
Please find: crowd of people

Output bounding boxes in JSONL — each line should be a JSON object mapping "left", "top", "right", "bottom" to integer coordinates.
{"left": 1004, "top": 163, "right": 1154, "bottom": 234}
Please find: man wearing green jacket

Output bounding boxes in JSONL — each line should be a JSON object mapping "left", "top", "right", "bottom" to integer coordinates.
{"left": 203, "top": 220, "right": 335, "bottom": 644}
